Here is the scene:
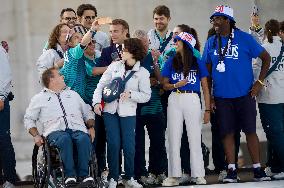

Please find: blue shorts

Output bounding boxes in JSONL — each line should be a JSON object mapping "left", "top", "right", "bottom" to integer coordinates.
{"left": 214, "top": 94, "right": 257, "bottom": 137}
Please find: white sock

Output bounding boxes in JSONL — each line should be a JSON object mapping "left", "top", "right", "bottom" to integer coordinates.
{"left": 253, "top": 163, "right": 261, "bottom": 168}
{"left": 228, "top": 164, "right": 236, "bottom": 170}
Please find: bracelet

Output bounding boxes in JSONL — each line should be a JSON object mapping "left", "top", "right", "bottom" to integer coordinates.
{"left": 205, "top": 109, "right": 211, "bottom": 112}
{"left": 153, "top": 61, "right": 159, "bottom": 67}
{"left": 257, "top": 79, "right": 265, "bottom": 86}
{"left": 173, "top": 83, "right": 177, "bottom": 88}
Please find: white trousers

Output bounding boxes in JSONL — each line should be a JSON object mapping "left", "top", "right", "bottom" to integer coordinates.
{"left": 167, "top": 92, "right": 205, "bottom": 177}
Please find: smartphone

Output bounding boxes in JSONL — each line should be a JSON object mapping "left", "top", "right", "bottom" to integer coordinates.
{"left": 97, "top": 17, "right": 112, "bottom": 25}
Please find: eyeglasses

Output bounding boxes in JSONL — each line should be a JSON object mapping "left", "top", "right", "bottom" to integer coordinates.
{"left": 88, "top": 39, "right": 96, "bottom": 45}
{"left": 84, "top": 16, "right": 96, "bottom": 21}
{"left": 64, "top": 17, "right": 77, "bottom": 21}
{"left": 210, "top": 16, "right": 225, "bottom": 24}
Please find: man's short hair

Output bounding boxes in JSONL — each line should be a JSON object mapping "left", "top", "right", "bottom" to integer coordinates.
{"left": 60, "top": 8, "right": 76, "bottom": 18}
{"left": 111, "top": 19, "right": 130, "bottom": 38}
{"left": 77, "top": 4, "right": 97, "bottom": 17}
{"left": 153, "top": 5, "right": 170, "bottom": 18}
{"left": 42, "top": 67, "right": 56, "bottom": 88}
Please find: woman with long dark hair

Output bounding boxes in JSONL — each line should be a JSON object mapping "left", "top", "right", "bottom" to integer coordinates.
{"left": 255, "top": 19, "right": 284, "bottom": 180}
{"left": 161, "top": 32, "right": 210, "bottom": 186}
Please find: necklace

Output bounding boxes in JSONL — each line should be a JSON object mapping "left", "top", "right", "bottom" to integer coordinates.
{"left": 216, "top": 29, "right": 234, "bottom": 72}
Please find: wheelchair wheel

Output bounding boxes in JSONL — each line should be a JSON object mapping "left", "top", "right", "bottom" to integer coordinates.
{"left": 32, "top": 143, "right": 51, "bottom": 188}
{"left": 49, "top": 147, "right": 65, "bottom": 188}
{"left": 86, "top": 151, "right": 100, "bottom": 188}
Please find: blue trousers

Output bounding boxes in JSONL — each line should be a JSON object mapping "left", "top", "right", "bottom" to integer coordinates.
{"left": 47, "top": 129, "right": 92, "bottom": 177}
{"left": 0, "top": 99, "right": 17, "bottom": 183}
{"left": 259, "top": 103, "right": 284, "bottom": 172}
{"left": 134, "top": 112, "right": 167, "bottom": 177}
{"left": 103, "top": 113, "right": 136, "bottom": 181}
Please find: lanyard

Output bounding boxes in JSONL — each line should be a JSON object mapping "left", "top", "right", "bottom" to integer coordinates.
{"left": 154, "top": 30, "right": 173, "bottom": 53}
{"left": 218, "top": 29, "right": 234, "bottom": 64}
{"left": 154, "top": 30, "right": 167, "bottom": 44}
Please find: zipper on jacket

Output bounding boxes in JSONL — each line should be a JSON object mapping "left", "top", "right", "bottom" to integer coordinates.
{"left": 56, "top": 93, "right": 69, "bottom": 129}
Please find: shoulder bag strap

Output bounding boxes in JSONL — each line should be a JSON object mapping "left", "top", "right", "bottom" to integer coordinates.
{"left": 159, "top": 32, "right": 173, "bottom": 53}
{"left": 265, "top": 40, "right": 284, "bottom": 78}
{"left": 123, "top": 71, "right": 136, "bottom": 83}
{"left": 53, "top": 48, "right": 64, "bottom": 59}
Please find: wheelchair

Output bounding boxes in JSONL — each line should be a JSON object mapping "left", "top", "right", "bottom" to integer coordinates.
{"left": 32, "top": 137, "right": 102, "bottom": 188}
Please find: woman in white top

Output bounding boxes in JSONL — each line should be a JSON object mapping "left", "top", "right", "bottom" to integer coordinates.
{"left": 36, "top": 23, "right": 70, "bottom": 76}
{"left": 93, "top": 38, "right": 151, "bottom": 188}
{"left": 255, "top": 19, "right": 284, "bottom": 179}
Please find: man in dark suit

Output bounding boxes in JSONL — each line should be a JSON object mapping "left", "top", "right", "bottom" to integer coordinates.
{"left": 97, "top": 19, "right": 130, "bottom": 67}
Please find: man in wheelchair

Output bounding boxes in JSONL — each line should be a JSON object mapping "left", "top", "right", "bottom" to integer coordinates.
{"left": 24, "top": 67, "right": 95, "bottom": 185}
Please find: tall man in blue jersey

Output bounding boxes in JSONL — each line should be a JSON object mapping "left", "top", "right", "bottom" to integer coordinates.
{"left": 202, "top": 5, "right": 271, "bottom": 183}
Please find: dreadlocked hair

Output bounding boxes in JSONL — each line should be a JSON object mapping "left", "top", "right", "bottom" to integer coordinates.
{"left": 172, "top": 40, "right": 198, "bottom": 77}
{"left": 212, "top": 18, "right": 238, "bottom": 49}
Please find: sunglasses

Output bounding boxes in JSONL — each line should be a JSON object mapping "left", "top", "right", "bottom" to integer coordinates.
{"left": 84, "top": 16, "right": 96, "bottom": 21}
{"left": 210, "top": 16, "right": 225, "bottom": 24}
{"left": 88, "top": 39, "right": 96, "bottom": 45}
{"left": 64, "top": 17, "right": 77, "bottom": 21}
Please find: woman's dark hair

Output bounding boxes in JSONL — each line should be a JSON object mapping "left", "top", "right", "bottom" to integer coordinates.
{"left": 265, "top": 19, "right": 280, "bottom": 43}
{"left": 207, "top": 27, "right": 216, "bottom": 39}
{"left": 124, "top": 38, "right": 147, "bottom": 61}
{"left": 280, "top": 21, "right": 284, "bottom": 32}
{"left": 176, "top": 24, "right": 201, "bottom": 51}
{"left": 47, "top": 23, "right": 69, "bottom": 49}
{"left": 173, "top": 40, "right": 198, "bottom": 77}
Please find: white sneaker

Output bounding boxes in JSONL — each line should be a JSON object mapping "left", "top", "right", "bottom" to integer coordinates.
{"left": 140, "top": 175, "right": 156, "bottom": 185}
{"left": 82, "top": 176, "right": 94, "bottom": 183}
{"left": 191, "top": 177, "right": 207, "bottom": 185}
{"left": 118, "top": 175, "right": 123, "bottom": 185}
{"left": 155, "top": 173, "right": 167, "bottom": 184}
{"left": 101, "top": 170, "right": 109, "bottom": 186}
{"left": 64, "top": 177, "right": 76, "bottom": 184}
{"left": 162, "top": 177, "right": 179, "bottom": 186}
{"left": 273, "top": 172, "right": 284, "bottom": 180}
{"left": 265, "top": 167, "right": 276, "bottom": 177}
{"left": 108, "top": 178, "right": 117, "bottom": 188}
{"left": 218, "top": 170, "right": 227, "bottom": 182}
{"left": 178, "top": 173, "right": 191, "bottom": 184}
{"left": 3, "top": 181, "right": 15, "bottom": 188}
{"left": 124, "top": 177, "right": 143, "bottom": 188}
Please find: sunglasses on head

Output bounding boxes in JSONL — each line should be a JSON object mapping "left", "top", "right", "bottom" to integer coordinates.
{"left": 64, "top": 17, "right": 77, "bottom": 21}
{"left": 84, "top": 16, "right": 96, "bottom": 20}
